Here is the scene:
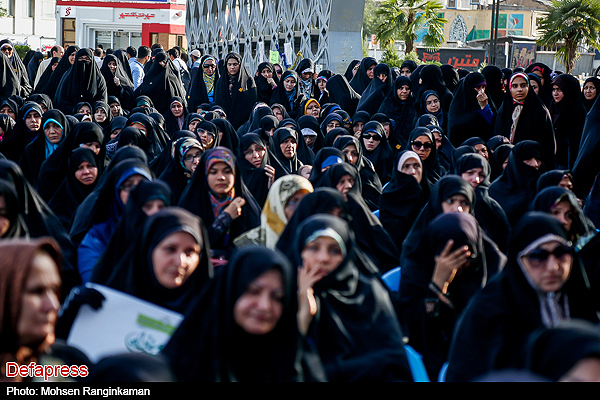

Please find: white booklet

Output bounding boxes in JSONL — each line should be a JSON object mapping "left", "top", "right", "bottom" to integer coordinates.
{"left": 66, "top": 283, "right": 184, "bottom": 363}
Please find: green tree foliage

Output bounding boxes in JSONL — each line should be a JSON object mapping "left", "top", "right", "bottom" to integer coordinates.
{"left": 374, "top": 0, "right": 447, "bottom": 53}
{"left": 536, "top": 0, "right": 600, "bottom": 74}
{"left": 14, "top": 45, "right": 31, "bottom": 61}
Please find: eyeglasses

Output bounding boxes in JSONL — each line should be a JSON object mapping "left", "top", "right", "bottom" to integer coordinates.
{"left": 411, "top": 141, "right": 433, "bottom": 150}
{"left": 119, "top": 182, "right": 139, "bottom": 192}
{"left": 522, "top": 244, "right": 573, "bottom": 268}
{"left": 183, "top": 154, "right": 202, "bottom": 162}
{"left": 362, "top": 133, "right": 381, "bottom": 141}
{"left": 275, "top": 69, "right": 283, "bottom": 75}
{"left": 243, "top": 147, "right": 266, "bottom": 157}
{"left": 203, "top": 64, "right": 216, "bottom": 69}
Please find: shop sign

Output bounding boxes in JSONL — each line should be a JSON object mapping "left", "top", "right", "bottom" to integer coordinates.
{"left": 416, "top": 48, "right": 487, "bottom": 70}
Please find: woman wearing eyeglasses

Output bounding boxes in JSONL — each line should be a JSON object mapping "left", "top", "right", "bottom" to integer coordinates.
{"left": 445, "top": 212, "right": 599, "bottom": 382}
{"left": 186, "top": 55, "right": 220, "bottom": 113}
{"left": 417, "top": 90, "right": 448, "bottom": 135}
{"left": 360, "top": 120, "right": 394, "bottom": 185}
{"left": 407, "top": 126, "right": 446, "bottom": 199}
{"left": 157, "top": 137, "right": 204, "bottom": 205}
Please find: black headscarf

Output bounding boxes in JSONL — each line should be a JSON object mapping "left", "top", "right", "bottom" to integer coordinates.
{"left": 494, "top": 72, "right": 555, "bottom": 169}
{"left": 275, "top": 187, "right": 349, "bottom": 264}
{"left": 317, "top": 162, "right": 401, "bottom": 272}
{"left": 162, "top": 245, "right": 321, "bottom": 382}
{"left": 481, "top": 65, "right": 505, "bottom": 110}
{"left": 549, "top": 73, "right": 587, "bottom": 170}
{"left": 359, "top": 120, "right": 394, "bottom": 185}
{"left": 344, "top": 59, "right": 361, "bottom": 82}
{"left": 269, "top": 127, "right": 303, "bottom": 174}
{"left": 447, "top": 72, "right": 496, "bottom": 147}
{"left": 407, "top": 126, "right": 446, "bottom": 198}
{"left": 54, "top": 48, "right": 108, "bottom": 115}
{"left": 307, "top": 146, "right": 346, "bottom": 188}
{"left": 0, "top": 101, "right": 43, "bottom": 163}
{"left": 125, "top": 112, "right": 170, "bottom": 161}
{"left": 489, "top": 140, "right": 543, "bottom": 227}
{"left": 348, "top": 57, "right": 377, "bottom": 95}
{"left": 162, "top": 96, "right": 188, "bottom": 137}
{"left": 99, "top": 54, "right": 135, "bottom": 112}
{"left": 269, "top": 70, "right": 306, "bottom": 120}
{"left": 445, "top": 212, "right": 599, "bottom": 382}
{"left": 47, "top": 147, "right": 100, "bottom": 230}
{"left": 68, "top": 157, "right": 152, "bottom": 247}
{"left": 187, "top": 55, "right": 219, "bottom": 112}
{"left": 377, "top": 76, "right": 417, "bottom": 150}
{"left": 416, "top": 64, "right": 454, "bottom": 114}
{"left": 524, "top": 319, "right": 600, "bottom": 381}
{"left": 356, "top": 63, "right": 392, "bottom": 116}
{"left": 95, "top": 206, "right": 213, "bottom": 314}
{"left": 177, "top": 146, "right": 261, "bottom": 257}
{"left": 25, "top": 51, "right": 43, "bottom": 85}
{"left": 536, "top": 169, "right": 572, "bottom": 193}
{"left": 0, "top": 159, "right": 79, "bottom": 295}
{"left": 531, "top": 186, "right": 596, "bottom": 249}
{"left": 582, "top": 76, "right": 600, "bottom": 112}
{"left": 237, "top": 132, "right": 285, "bottom": 208}
{"left": 333, "top": 135, "right": 383, "bottom": 211}
{"left": 291, "top": 213, "right": 413, "bottom": 382}
{"left": 36, "top": 46, "right": 79, "bottom": 97}
{"left": 0, "top": 177, "right": 28, "bottom": 238}
{"left": 400, "top": 174, "right": 475, "bottom": 270}
{"left": 254, "top": 61, "right": 279, "bottom": 104}
{"left": 572, "top": 87, "right": 600, "bottom": 199}
{"left": 134, "top": 50, "right": 187, "bottom": 115}
{"left": 452, "top": 152, "right": 511, "bottom": 253}
{"left": 525, "top": 62, "right": 553, "bottom": 107}
{"left": 158, "top": 135, "right": 204, "bottom": 205}
{"left": 37, "top": 120, "right": 104, "bottom": 202}
{"left": 213, "top": 53, "right": 257, "bottom": 129}
{"left": 236, "top": 103, "right": 274, "bottom": 138}
{"left": 20, "top": 108, "right": 69, "bottom": 189}
{"left": 440, "top": 64, "right": 460, "bottom": 94}
{"left": 378, "top": 150, "right": 425, "bottom": 253}
{"left": 212, "top": 117, "right": 239, "bottom": 152}
{"left": 326, "top": 74, "right": 361, "bottom": 117}
{"left": 89, "top": 179, "right": 171, "bottom": 285}
{"left": 399, "top": 211, "right": 505, "bottom": 379}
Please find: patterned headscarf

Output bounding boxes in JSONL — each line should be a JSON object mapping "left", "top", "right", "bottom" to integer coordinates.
{"left": 205, "top": 148, "right": 236, "bottom": 218}
{"left": 178, "top": 137, "right": 203, "bottom": 176}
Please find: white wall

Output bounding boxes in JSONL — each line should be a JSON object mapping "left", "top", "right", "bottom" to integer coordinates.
{"left": 0, "top": 0, "right": 57, "bottom": 50}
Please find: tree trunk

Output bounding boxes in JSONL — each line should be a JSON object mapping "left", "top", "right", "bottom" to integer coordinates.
{"left": 405, "top": 11, "right": 415, "bottom": 54}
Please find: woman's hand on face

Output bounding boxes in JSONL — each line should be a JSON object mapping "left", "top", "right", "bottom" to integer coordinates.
{"left": 114, "top": 76, "right": 121, "bottom": 87}
{"left": 223, "top": 197, "right": 246, "bottom": 220}
{"left": 297, "top": 263, "right": 320, "bottom": 335}
{"left": 476, "top": 88, "right": 488, "bottom": 109}
{"left": 432, "top": 239, "right": 471, "bottom": 294}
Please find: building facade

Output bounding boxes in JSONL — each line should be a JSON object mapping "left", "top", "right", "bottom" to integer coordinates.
{"left": 55, "top": 0, "right": 187, "bottom": 50}
{"left": 0, "top": 0, "right": 58, "bottom": 51}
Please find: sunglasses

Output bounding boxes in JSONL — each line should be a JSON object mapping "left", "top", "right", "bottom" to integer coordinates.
{"left": 203, "top": 64, "right": 216, "bottom": 69}
{"left": 411, "top": 141, "right": 433, "bottom": 150}
{"left": 362, "top": 133, "right": 381, "bottom": 141}
{"left": 523, "top": 244, "right": 573, "bottom": 267}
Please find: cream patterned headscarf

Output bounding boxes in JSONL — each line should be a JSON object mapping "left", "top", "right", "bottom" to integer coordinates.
{"left": 262, "top": 175, "right": 313, "bottom": 249}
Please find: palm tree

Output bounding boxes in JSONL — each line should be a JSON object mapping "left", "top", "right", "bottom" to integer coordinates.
{"left": 374, "top": 0, "right": 448, "bottom": 53}
{"left": 536, "top": 0, "right": 600, "bottom": 74}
